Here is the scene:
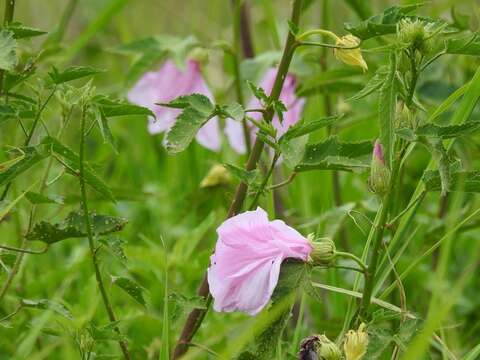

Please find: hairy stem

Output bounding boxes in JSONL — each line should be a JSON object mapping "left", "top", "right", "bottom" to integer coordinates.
{"left": 172, "top": 1, "right": 304, "bottom": 358}
{"left": 78, "top": 106, "right": 131, "bottom": 360}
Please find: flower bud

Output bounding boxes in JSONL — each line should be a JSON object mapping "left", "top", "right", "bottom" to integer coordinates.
{"left": 397, "top": 19, "right": 433, "bottom": 55}
{"left": 200, "top": 164, "right": 231, "bottom": 188}
{"left": 344, "top": 323, "right": 369, "bottom": 360}
{"left": 189, "top": 47, "right": 210, "bottom": 65}
{"left": 368, "top": 140, "right": 391, "bottom": 196}
{"left": 299, "top": 335, "right": 341, "bottom": 360}
{"left": 310, "top": 237, "right": 336, "bottom": 266}
{"left": 333, "top": 35, "right": 368, "bottom": 73}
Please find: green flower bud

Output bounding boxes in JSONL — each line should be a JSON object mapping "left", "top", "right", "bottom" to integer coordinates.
{"left": 368, "top": 140, "right": 391, "bottom": 196}
{"left": 317, "top": 335, "right": 342, "bottom": 360}
{"left": 189, "top": 47, "right": 210, "bottom": 65}
{"left": 299, "top": 335, "right": 342, "bottom": 360}
{"left": 310, "top": 237, "right": 336, "bottom": 266}
{"left": 396, "top": 19, "right": 433, "bottom": 55}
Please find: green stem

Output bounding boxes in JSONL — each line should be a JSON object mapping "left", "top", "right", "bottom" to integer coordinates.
{"left": 248, "top": 152, "right": 280, "bottom": 210}
{"left": 78, "top": 106, "right": 131, "bottom": 360}
{"left": 0, "top": 244, "right": 48, "bottom": 254}
{"left": 296, "top": 28, "right": 339, "bottom": 42}
{"left": 355, "top": 154, "right": 402, "bottom": 322}
{"left": 232, "top": 0, "right": 251, "bottom": 154}
{"left": 406, "top": 49, "right": 418, "bottom": 109}
{"left": 335, "top": 251, "right": 368, "bottom": 273}
{"left": 172, "top": 1, "right": 304, "bottom": 358}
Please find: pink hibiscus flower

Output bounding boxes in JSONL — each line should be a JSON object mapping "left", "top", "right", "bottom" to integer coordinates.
{"left": 127, "top": 59, "right": 221, "bottom": 152}
{"left": 207, "top": 207, "right": 312, "bottom": 315}
{"left": 224, "top": 68, "right": 305, "bottom": 154}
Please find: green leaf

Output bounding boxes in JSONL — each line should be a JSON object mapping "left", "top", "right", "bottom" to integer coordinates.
{"left": 279, "top": 116, "right": 338, "bottom": 141}
{"left": 253, "top": 262, "right": 306, "bottom": 359}
{"left": 99, "top": 237, "right": 128, "bottom": 264}
{"left": 42, "top": 136, "right": 115, "bottom": 202}
{"left": 223, "top": 163, "right": 259, "bottom": 185}
{"left": 48, "top": 66, "right": 103, "bottom": 84}
{"left": 280, "top": 135, "right": 308, "bottom": 169}
{"left": 419, "top": 138, "right": 451, "bottom": 195}
{"left": 26, "top": 211, "right": 127, "bottom": 244}
{"left": 348, "top": 65, "right": 389, "bottom": 101}
{"left": 246, "top": 80, "right": 269, "bottom": 103}
{"left": 87, "top": 322, "right": 125, "bottom": 342}
{"left": 287, "top": 20, "right": 299, "bottom": 36}
{"left": 21, "top": 299, "right": 73, "bottom": 319}
{"left": 423, "top": 170, "right": 480, "bottom": 193}
{"left": 0, "top": 146, "right": 48, "bottom": 187}
{"left": 93, "top": 95, "right": 154, "bottom": 117}
{"left": 0, "top": 30, "right": 17, "bottom": 71}
{"left": 163, "top": 94, "right": 216, "bottom": 153}
{"left": 168, "top": 293, "right": 207, "bottom": 321}
{"left": 294, "top": 137, "right": 373, "bottom": 172}
{"left": 219, "top": 102, "right": 244, "bottom": 122}
{"left": 378, "top": 52, "right": 397, "bottom": 167}
{"left": 111, "top": 276, "right": 146, "bottom": 307}
{"left": 6, "top": 22, "right": 47, "bottom": 39}
{"left": 450, "top": 66, "right": 480, "bottom": 126}
{"left": 25, "top": 191, "right": 64, "bottom": 205}
{"left": 416, "top": 121, "right": 480, "bottom": 139}
{"left": 344, "top": 4, "right": 424, "bottom": 40}
{"left": 445, "top": 34, "right": 480, "bottom": 56}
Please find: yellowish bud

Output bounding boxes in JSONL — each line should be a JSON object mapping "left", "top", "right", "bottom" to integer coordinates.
{"left": 334, "top": 35, "right": 368, "bottom": 73}
{"left": 200, "top": 164, "right": 231, "bottom": 188}
{"left": 344, "top": 323, "right": 369, "bottom": 360}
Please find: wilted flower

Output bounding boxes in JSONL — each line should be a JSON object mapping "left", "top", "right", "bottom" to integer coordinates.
{"left": 224, "top": 68, "right": 305, "bottom": 154}
{"left": 200, "top": 164, "right": 231, "bottom": 188}
{"left": 334, "top": 35, "right": 368, "bottom": 73}
{"left": 344, "top": 323, "right": 369, "bottom": 360}
{"left": 309, "top": 237, "right": 336, "bottom": 266}
{"left": 128, "top": 59, "right": 221, "bottom": 151}
{"left": 368, "top": 139, "right": 391, "bottom": 196}
{"left": 207, "top": 207, "right": 312, "bottom": 315}
{"left": 299, "top": 334, "right": 341, "bottom": 360}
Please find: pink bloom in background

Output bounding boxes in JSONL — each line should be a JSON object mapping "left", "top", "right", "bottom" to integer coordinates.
{"left": 225, "top": 68, "right": 305, "bottom": 154}
{"left": 207, "top": 207, "right": 312, "bottom": 315}
{"left": 127, "top": 59, "right": 221, "bottom": 152}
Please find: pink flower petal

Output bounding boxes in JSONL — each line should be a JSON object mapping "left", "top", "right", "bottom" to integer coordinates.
{"left": 208, "top": 207, "right": 311, "bottom": 316}
{"left": 128, "top": 59, "right": 222, "bottom": 151}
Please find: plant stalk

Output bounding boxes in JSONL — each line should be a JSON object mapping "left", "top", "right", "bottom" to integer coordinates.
{"left": 78, "top": 106, "right": 131, "bottom": 360}
{"left": 0, "top": 0, "right": 15, "bottom": 96}
{"left": 172, "top": 1, "right": 304, "bottom": 358}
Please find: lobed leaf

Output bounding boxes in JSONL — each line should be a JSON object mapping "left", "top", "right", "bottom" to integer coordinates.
{"left": 93, "top": 95, "right": 154, "bottom": 117}
{"left": 279, "top": 116, "right": 338, "bottom": 141}
{"left": 423, "top": 170, "right": 480, "bottom": 193}
{"left": 445, "top": 34, "right": 480, "bottom": 56}
{"left": 163, "top": 94, "right": 216, "bottom": 153}
{"left": 416, "top": 121, "right": 480, "bottom": 139}
{"left": 48, "top": 66, "right": 103, "bottom": 84}
{"left": 26, "top": 211, "right": 127, "bottom": 244}
{"left": 294, "top": 136, "right": 373, "bottom": 172}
